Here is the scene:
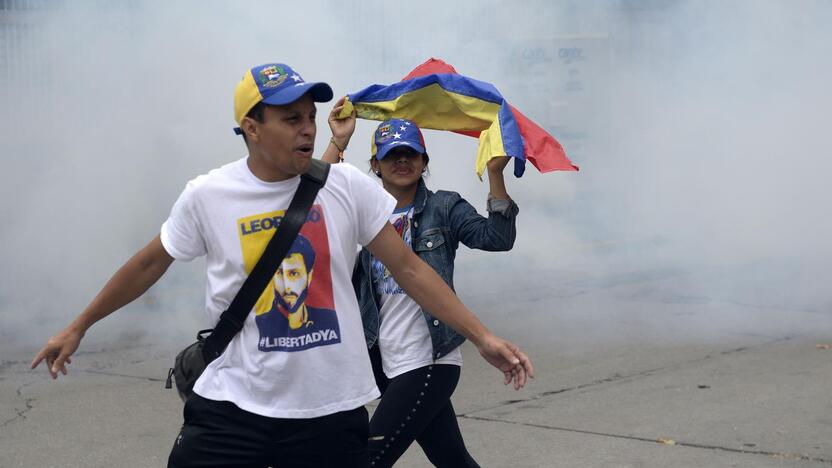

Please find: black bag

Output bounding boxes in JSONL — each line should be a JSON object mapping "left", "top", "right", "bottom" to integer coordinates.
{"left": 169, "top": 329, "right": 212, "bottom": 401}
{"left": 165, "top": 160, "right": 330, "bottom": 401}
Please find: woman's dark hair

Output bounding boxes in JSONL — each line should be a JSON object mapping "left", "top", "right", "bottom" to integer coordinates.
{"left": 370, "top": 152, "right": 430, "bottom": 178}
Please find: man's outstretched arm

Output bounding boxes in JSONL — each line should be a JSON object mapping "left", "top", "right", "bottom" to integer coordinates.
{"left": 366, "top": 224, "right": 535, "bottom": 389}
{"left": 31, "top": 234, "right": 174, "bottom": 379}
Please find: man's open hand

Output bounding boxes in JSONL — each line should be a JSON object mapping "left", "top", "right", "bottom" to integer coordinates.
{"left": 31, "top": 327, "right": 83, "bottom": 379}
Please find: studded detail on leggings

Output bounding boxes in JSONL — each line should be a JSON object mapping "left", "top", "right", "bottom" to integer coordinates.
{"left": 367, "top": 358, "right": 477, "bottom": 467}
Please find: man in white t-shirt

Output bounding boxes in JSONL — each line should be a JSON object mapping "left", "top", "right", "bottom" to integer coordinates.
{"left": 31, "top": 62, "right": 535, "bottom": 468}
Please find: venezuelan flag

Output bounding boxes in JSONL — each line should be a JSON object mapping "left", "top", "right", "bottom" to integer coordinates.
{"left": 340, "top": 58, "right": 578, "bottom": 177}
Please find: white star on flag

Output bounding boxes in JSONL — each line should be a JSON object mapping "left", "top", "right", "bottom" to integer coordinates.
{"left": 393, "top": 132, "right": 402, "bottom": 139}
{"left": 290, "top": 74, "right": 301, "bottom": 82}
{"left": 400, "top": 126, "right": 407, "bottom": 131}
{"left": 404, "top": 121, "right": 411, "bottom": 125}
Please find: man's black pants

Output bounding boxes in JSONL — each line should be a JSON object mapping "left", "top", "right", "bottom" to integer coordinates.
{"left": 168, "top": 393, "right": 369, "bottom": 468}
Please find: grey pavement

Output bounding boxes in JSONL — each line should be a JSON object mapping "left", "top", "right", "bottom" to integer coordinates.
{"left": 2, "top": 265, "right": 831, "bottom": 467}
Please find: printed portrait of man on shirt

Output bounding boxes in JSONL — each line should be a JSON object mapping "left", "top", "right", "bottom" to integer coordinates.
{"left": 238, "top": 205, "right": 340, "bottom": 353}
{"left": 255, "top": 233, "right": 340, "bottom": 352}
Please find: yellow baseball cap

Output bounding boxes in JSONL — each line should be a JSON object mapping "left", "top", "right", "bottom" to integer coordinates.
{"left": 233, "top": 63, "right": 333, "bottom": 134}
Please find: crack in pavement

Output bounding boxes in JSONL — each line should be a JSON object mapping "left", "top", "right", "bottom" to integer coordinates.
{"left": 0, "top": 368, "right": 166, "bottom": 430}
{"left": 715, "top": 298, "right": 826, "bottom": 317}
{"left": 81, "top": 369, "right": 166, "bottom": 382}
{"left": 0, "top": 381, "right": 37, "bottom": 429}
{"left": 454, "top": 334, "right": 828, "bottom": 464}
{"left": 461, "top": 335, "right": 797, "bottom": 417}
{"left": 459, "top": 415, "right": 832, "bottom": 465}
{"left": 463, "top": 414, "right": 832, "bottom": 464}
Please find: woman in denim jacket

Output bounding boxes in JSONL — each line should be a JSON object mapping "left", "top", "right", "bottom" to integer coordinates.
{"left": 324, "top": 109, "right": 518, "bottom": 467}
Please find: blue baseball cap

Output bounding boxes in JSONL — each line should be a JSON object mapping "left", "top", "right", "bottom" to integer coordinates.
{"left": 233, "top": 63, "right": 333, "bottom": 134}
{"left": 371, "top": 119, "right": 427, "bottom": 160}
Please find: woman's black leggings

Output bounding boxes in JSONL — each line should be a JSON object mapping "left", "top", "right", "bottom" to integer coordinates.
{"left": 367, "top": 345, "right": 480, "bottom": 468}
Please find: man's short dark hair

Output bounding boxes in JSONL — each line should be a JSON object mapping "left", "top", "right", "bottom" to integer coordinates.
{"left": 240, "top": 102, "right": 267, "bottom": 145}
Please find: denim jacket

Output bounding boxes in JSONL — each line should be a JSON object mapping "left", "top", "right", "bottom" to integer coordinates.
{"left": 353, "top": 177, "right": 519, "bottom": 359}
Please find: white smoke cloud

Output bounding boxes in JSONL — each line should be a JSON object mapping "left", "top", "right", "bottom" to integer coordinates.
{"left": 2, "top": 0, "right": 831, "bottom": 355}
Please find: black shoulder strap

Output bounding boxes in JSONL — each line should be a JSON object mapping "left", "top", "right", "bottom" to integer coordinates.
{"left": 202, "top": 159, "right": 331, "bottom": 360}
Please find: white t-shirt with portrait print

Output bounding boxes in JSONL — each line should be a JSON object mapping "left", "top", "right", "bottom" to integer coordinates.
{"left": 161, "top": 157, "right": 395, "bottom": 419}
{"left": 370, "top": 205, "right": 462, "bottom": 379}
